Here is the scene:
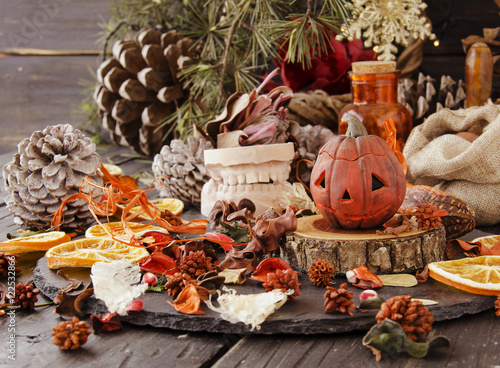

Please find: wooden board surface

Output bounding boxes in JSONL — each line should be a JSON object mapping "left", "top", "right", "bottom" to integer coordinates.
{"left": 0, "top": 0, "right": 108, "bottom": 51}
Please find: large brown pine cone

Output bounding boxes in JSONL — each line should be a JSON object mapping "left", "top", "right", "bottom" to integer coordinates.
{"left": 52, "top": 317, "right": 91, "bottom": 350}
{"left": 178, "top": 250, "right": 213, "bottom": 278}
{"left": 324, "top": 282, "right": 354, "bottom": 315}
{"left": 307, "top": 258, "right": 335, "bottom": 287}
{"left": 495, "top": 296, "right": 500, "bottom": 317}
{"left": 262, "top": 268, "right": 301, "bottom": 300}
{"left": 13, "top": 282, "right": 41, "bottom": 310}
{"left": 376, "top": 295, "right": 434, "bottom": 341}
{"left": 94, "top": 28, "right": 202, "bottom": 156}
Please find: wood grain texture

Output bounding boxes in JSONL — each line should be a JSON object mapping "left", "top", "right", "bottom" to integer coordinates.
{"left": 0, "top": 55, "right": 100, "bottom": 154}
{"left": 0, "top": 302, "right": 229, "bottom": 368}
{"left": 0, "top": 0, "right": 108, "bottom": 51}
{"left": 211, "top": 310, "right": 500, "bottom": 368}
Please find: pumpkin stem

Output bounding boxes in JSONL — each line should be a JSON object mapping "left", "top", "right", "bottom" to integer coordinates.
{"left": 344, "top": 114, "right": 368, "bottom": 137}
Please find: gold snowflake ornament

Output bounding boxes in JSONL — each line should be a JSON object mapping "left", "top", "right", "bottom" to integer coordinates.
{"left": 337, "top": 0, "right": 436, "bottom": 61}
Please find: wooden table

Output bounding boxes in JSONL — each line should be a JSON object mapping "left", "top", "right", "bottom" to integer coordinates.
{"left": 1, "top": 147, "right": 500, "bottom": 368}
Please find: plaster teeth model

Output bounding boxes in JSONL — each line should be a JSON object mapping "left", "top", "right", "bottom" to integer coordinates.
{"left": 201, "top": 143, "right": 295, "bottom": 216}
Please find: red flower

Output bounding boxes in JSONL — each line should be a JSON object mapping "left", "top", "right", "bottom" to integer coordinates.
{"left": 277, "top": 33, "right": 377, "bottom": 95}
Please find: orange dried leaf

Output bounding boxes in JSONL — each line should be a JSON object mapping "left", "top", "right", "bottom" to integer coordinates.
{"left": 167, "top": 284, "right": 205, "bottom": 315}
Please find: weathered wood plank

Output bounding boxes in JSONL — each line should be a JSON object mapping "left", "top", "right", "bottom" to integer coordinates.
{"left": 0, "top": 302, "right": 229, "bottom": 368}
{"left": 212, "top": 309, "right": 499, "bottom": 368}
{"left": 0, "top": 0, "right": 109, "bottom": 51}
{"left": 0, "top": 55, "right": 100, "bottom": 154}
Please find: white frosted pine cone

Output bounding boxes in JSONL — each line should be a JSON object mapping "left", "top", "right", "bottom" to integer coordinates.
{"left": 3, "top": 124, "right": 103, "bottom": 229}
{"left": 152, "top": 136, "right": 213, "bottom": 207}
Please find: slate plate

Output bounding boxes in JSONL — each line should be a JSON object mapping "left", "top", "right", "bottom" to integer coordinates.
{"left": 34, "top": 256, "right": 496, "bottom": 335}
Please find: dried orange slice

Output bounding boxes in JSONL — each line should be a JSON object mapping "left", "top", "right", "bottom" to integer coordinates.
{"left": 472, "top": 234, "right": 500, "bottom": 247}
{"left": 0, "top": 231, "right": 71, "bottom": 253}
{"left": 46, "top": 237, "right": 149, "bottom": 269}
{"left": 115, "top": 198, "right": 184, "bottom": 221}
{"left": 428, "top": 256, "right": 500, "bottom": 295}
{"left": 85, "top": 222, "right": 168, "bottom": 238}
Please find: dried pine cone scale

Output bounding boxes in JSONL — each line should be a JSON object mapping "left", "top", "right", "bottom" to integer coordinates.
{"left": 95, "top": 28, "right": 202, "bottom": 156}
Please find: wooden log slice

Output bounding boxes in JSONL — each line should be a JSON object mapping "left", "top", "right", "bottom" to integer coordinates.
{"left": 280, "top": 215, "right": 446, "bottom": 274}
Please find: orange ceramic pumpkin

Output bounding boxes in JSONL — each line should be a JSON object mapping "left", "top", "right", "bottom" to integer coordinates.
{"left": 310, "top": 115, "right": 406, "bottom": 229}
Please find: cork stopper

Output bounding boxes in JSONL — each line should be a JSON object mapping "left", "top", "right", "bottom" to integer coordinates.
{"left": 351, "top": 61, "right": 396, "bottom": 74}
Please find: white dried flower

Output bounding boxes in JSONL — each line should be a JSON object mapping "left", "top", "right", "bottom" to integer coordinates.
{"left": 205, "top": 286, "right": 291, "bottom": 331}
{"left": 91, "top": 260, "right": 147, "bottom": 316}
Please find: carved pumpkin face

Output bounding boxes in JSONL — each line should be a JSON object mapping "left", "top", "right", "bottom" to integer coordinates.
{"left": 310, "top": 116, "right": 406, "bottom": 229}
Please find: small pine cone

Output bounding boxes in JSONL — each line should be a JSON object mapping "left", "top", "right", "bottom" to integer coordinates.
{"left": 307, "top": 259, "right": 335, "bottom": 287}
{"left": 152, "top": 136, "right": 213, "bottom": 207}
{"left": 495, "top": 296, "right": 500, "bottom": 317}
{"left": 376, "top": 295, "right": 434, "bottom": 341}
{"left": 262, "top": 268, "right": 301, "bottom": 300}
{"left": 52, "top": 317, "right": 91, "bottom": 350}
{"left": 164, "top": 272, "right": 195, "bottom": 299}
{"left": 178, "top": 250, "right": 213, "bottom": 278}
{"left": 0, "top": 252, "right": 20, "bottom": 278}
{"left": 13, "top": 282, "right": 41, "bottom": 310}
{"left": 324, "top": 282, "right": 355, "bottom": 316}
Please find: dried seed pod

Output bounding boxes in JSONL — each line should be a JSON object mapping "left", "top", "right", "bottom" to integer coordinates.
{"left": 52, "top": 317, "right": 91, "bottom": 350}
{"left": 307, "top": 258, "right": 335, "bottom": 287}
{"left": 262, "top": 268, "right": 300, "bottom": 300}
{"left": 324, "top": 282, "right": 355, "bottom": 315}
{"left": 375, "top": 295, "right": 434, "bottom": 341}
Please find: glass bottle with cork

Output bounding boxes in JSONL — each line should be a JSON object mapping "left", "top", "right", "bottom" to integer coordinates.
{"left": 338, "top": 61, "right": 412, "bottom": 151}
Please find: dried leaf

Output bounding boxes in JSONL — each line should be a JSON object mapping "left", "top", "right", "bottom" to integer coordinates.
{"left": 167, "top": 284, "right": 205, "bottom": 315}
{"left": 412, "top": 298, "right": 438, "bottom": 306}
{"left": 139, "top": 251, "right": 178, "bottom": 275}
{"left": 56, "top": 270, "right": 83, "bottom": 293}
{"left": 250, "top": 257, "right": 293, "bottom": 283}
{"left": 416, "top": 266, "right": 429, "bottom": 283}
{"left": 91, "top": 312, "right": 122, "bottom": 334}
{"left": 378, "top": 274, "right": 418, "bottom": 287}
{"left": 54, "top": 285, "right": 94, "bottom": 317}
{"left": 218, "top": 268, "right": 247, "bottom": 284}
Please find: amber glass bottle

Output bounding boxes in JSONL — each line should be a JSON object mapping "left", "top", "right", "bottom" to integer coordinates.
{"left": 465, "top": 42, "right": 493, "bottom": 107}
{"left": 338, "top": 61, "right": 412, "bottom": 151}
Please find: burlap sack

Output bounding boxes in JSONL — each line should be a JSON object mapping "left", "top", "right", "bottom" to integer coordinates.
{"left": 403, "top": 104, "right": 500, "bottom": 226}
